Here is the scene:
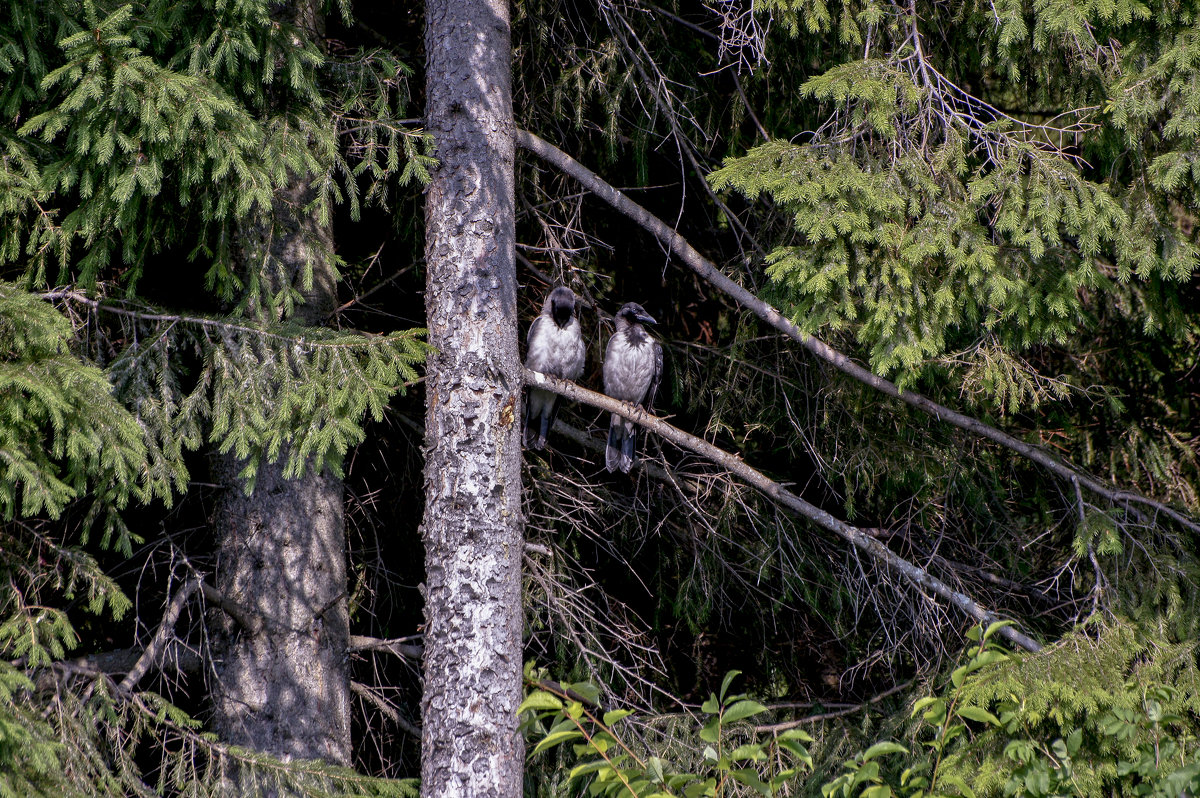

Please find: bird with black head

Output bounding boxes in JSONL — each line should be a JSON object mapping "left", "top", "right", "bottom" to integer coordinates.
{"left": 524, "top": 286, "right": 586, "bottom": 450}
{"left": 602, "top": 302, "right": 662, "bottom": 473}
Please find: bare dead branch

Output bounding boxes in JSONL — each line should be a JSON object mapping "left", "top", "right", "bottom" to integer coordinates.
{"left": 527, "top": 368, "right": 1043, "bottom": 653}
{"left": 350, "top": 680, "right": 421, "bottom": 738}
{"left": 515, "top": 129, "right": 1200, "bottom": 537}
{"left": 119, "top": 578, "right": 200, "bottom": 692}
{"left": 348, "top": 634, "right": 423, "bottom": 660}
{"left": 199, "top": 581, "right": 264, "bottom": 635}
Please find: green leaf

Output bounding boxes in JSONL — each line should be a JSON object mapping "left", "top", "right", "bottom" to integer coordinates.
{"left": 982, "top": 620, "right": 1014, "bottom": 641}
{"left": 723, "top": 699, "right": 768, "bottom": 724}
{"left": 530, "top": 728, "right": 583, "bottom": 757}
{"left": 778, "top": 738, "right": 813, "bottom": 765}
{"left": 719, "top": 670, "right": 742, "bottom": 702}
{"left": 729, "top": 768, "right": 770, "bottom": 793}
{"left": 921, "top": 698, "right": 947, "bottom": 725}
{"left": 730, "top": 743, "right": 767, "bottom": 762}
{"left": 603, "top": 709, "right": 633, "bottom": 726}
{"left": 938, "top": 774, "right": 977, "bottom": 797}
{"left": 645, "top": 756, "right": 665, "bottom": 785}
{"left": 517, "top": 690, "right": 563, "bottom": 714}
{"left": 862, "top": 741, "right": 907, "bottom": 760}
{"left": 957, "top": 706, "right": 1001, "bottom": 726}
{"left": 683, "top": 779, "right": 717, "bottom": 798}
{"left": 569, "top": 760, "right": 612, "bottom": 782}
{"left": 911, "top": 696, "right": 938, "bottom": 716}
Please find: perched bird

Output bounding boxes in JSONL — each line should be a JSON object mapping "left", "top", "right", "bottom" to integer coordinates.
{"left": 524, "top": 286, "right": 587, "bottom": 449}
{"left": 603, "top": 302, "right": 663, "bottom": 473}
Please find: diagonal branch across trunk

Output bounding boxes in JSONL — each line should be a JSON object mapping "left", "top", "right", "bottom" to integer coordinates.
{"left": 515, "top": 129, "right": 1200, "bottom": 537}
{"left": 526, "top": 368, "right": 1043, "bottom": 653}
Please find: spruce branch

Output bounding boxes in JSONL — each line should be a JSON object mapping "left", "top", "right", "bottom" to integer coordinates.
{"left": 41, "top": 289, "right": 420, "bottom": 351}
{"left": 515, "top": 129, "right": 1200, "bottom": 537}
{"left": 527, "top": 368, "right": 1043, "bottom": 653}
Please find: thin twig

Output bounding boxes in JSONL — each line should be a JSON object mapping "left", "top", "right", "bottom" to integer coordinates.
{"left": 348, "top": 634, "right": 423, "bottom": 660}
{"left": 119, "top": 578, "right": 200, "bottom": 692}
{"left": 42, "top": 289, "right": 403, "bottom": 350}
{"left": 351, "top": 680, "right": 421, "bottom": 738}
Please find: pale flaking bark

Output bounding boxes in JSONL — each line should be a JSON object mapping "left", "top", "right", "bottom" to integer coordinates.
{"left": 420, "top": 1, "right": 525, "bottom": 796}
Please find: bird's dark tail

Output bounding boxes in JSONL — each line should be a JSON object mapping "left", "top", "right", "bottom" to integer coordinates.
{"left": 523, "top": 399, "right": 538, "bottom": 449}
{"left": 541, "top": 397, "right": 561, "bottom": 449}
{"left": 525, "top": 390, "right": 558, "bottom": 450}
{"left": 606, "top": 416, "right": 635, "bottom": 473}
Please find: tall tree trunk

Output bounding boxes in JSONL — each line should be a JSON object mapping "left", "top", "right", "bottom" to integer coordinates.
{"left": 421, "top": 1, "right": 524, "bottom": 796}
{"left": 208, "top": 175, "right": 352, "bottom": 772}
{"left": 207, "top": 0, "right": 351, "bottom": 778}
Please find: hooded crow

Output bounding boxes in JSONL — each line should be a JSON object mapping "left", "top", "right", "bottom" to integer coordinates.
{"left": 603, "top": 302, "right": 663, "bottom": 473}
{"left": 524, "top": 286, "right": 587, "bottom": 449}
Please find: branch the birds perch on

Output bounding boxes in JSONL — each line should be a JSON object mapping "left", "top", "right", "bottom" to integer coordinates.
{"left": 526, "top": 368, "right": 1043, "bottom": 653}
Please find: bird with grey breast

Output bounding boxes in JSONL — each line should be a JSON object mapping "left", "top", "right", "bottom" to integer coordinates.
{"left": 524, "top": 286, "right": 587, "bottom": 449}
{"left": 603, "top": 302, "right": 663, "bottom": 473}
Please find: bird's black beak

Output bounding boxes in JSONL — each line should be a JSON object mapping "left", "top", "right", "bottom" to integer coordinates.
{"left": 636, "top": 311, "right": 657, "bottom": 325}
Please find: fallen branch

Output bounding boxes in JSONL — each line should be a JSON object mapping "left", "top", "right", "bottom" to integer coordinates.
{"left": 527, "top": 369, "right": 1043, "bottom": 653}
{"left": 199, "top": 580, "right": 264, "bottom": 635}
{"left": 515, "top": 129, "right": 1200, "bottom": 536}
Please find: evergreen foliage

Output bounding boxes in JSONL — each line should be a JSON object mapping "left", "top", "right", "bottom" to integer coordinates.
{"left": 0, "top": 284, "right": 162, "bottom": 523}
{"left": 1, "top": 281, "right": 426, "bottom": 794}
{"left": 525, "top": 624, "right": 1200, "bottom": 797}
{"left": 90, "top": 293, "right": 428, "bottom": 483}
{"left": 0, "top": 0, "right": 432, "bottom": 307}
{"left": 0, "top": 655, "right": 419, "bottom": 798}
{"left": 0, "top": 663, "right": 66, "bottom": 798}
{"left": 710, "top": 0, "right": 1198, "bottom": 395}
{"left": 1, "top": 0, "right": 431, "bottom": 792}
{"left": 942, "top": 618, "right": 1200, "bottom": 796}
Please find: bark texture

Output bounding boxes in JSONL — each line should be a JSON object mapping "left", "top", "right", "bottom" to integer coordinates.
{"left": 421, "top": 1, "right": 524, "bottom": 795}
{"left": 209, "top": 446, "right": 351, "bottom": 767}
{"left": 208, "top": 0, "right": 351, "bottom": 768}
